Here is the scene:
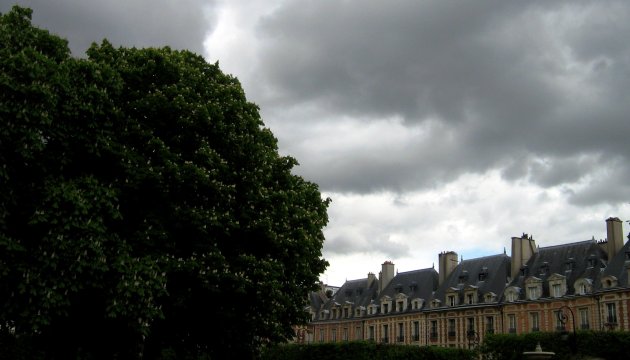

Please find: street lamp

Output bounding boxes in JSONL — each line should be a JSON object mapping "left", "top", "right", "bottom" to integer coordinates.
{"left": 556, "top": 305, "right": 577, "bottom": 354}
{"left": 466, "top": 329, "right": 479, "bottom": 350}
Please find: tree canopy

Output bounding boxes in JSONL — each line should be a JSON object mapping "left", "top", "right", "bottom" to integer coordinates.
{"left": 0, "top": 6, "right": 329, "bottom": 359}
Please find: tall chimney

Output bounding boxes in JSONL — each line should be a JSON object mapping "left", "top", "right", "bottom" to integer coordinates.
{"left": 379, "top": 261, "right": 395, "bottom": 293}
{"left": 367, "top": 272, "right": 376, "bottom": 288}
{"left": 438, "top": 251, "right": 458, "bottom": 286}
{"left": 511, "top": 233, "right": 537, "bottom": 279}
{"left": 606, "top": 217, "right": 624, "bottom": 258}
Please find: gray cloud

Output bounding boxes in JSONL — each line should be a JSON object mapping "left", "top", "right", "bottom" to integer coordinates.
{"left": 250, "top": 0, "right": 630, "bottom": 207}
{"left": 1, "top": 0, "right": 216, "bottom": 56}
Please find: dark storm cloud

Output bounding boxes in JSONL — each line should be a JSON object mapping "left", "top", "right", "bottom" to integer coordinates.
{"left": 0, "top": 0, "right": 215, "bottom": 56}
{"left": 254, "top": 0, "right": 630, "bottom": 205}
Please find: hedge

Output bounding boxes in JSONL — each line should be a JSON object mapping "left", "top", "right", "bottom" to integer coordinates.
{"left": 261, "top": 342, "right": 476, "bottom": 360}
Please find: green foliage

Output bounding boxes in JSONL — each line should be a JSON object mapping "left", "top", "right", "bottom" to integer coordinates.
{"left": 0, "top": 5, "right": 329, "bottom": 359}
{"left": 262, "top": 342, "right": 476, "bottom": 360}
{"left": 481, "top": 331, "right": 630, "bottom": 360}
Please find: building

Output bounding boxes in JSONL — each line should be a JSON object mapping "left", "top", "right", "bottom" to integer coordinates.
{"left": 307, "top": 217, "right": 630, "bottom": 348}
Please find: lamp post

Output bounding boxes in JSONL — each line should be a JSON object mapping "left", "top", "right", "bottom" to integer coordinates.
{"left": 466, "top": 329, "right": 479, "bottom": 350}
{"left": 556, "top": 305, "right": 577, "bottom": 354}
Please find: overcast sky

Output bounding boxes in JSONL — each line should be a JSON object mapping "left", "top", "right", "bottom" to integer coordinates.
{"left": 3, "top": 0, "right": 630, "bottom": 286}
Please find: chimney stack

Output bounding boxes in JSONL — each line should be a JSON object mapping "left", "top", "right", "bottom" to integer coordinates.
{"left": 438, "top": 251, "right": 458, "bottom": 286}
{"left": 367, "top": 272, "right": 376, "bottom": 288}
{"left": 379, "top": 261, "right": 395, "bottom": 293}
{"left": 606, "top": 217, "right": 624, "bottom": 258}
{"left": 511, "top": 233, "right": 537, "bottom": 279}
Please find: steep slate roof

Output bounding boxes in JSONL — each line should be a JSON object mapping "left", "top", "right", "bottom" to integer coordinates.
{"left": 506, "top": 239, "right": 607, "bottom": 298}
{"left": 317, "top": 277, "right": 379, "bottom": 319}
{"left": 433, "top": 253, "right": 510, "bottom": 305}
{"left": 378, "top": 268, "right": 438, "bottom": 310}
{"left": 602, "top": 239, "right": 630, "bottom": 287}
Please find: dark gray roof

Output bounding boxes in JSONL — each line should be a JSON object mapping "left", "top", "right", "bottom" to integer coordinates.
{"left": 433, "top": 253, "right": 511, "bottom": 305}
{"left": 506, "top": 240, "right": 607, "bottom": 298}
{"left": 602, "top": 240, "right": 630, "bottom": 287}
{"left": 378, "top": 268, "right": 438, "bottom": 307}
{"left": 316, "top": 277, "right": 380, "bottom": 319}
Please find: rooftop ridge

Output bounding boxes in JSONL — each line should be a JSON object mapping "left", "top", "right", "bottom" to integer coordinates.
{"left": 458, "top": 252, "right": 508, "bottom": 263}
{"left": 395, "top": 267, "right": 437, "bottom": 275}
{"left": 538, "top": 239, "right": 595, "bottom": 250}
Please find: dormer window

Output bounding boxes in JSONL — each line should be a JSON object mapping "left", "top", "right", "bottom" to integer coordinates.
{"left": 464, "top": 286, "right": 478, "bottom": 305}
{"left": 431, "top": 299, "right": 441, "bottom": 309}
{"left": 565, "top": 258, "right": 575, "bottom": 272}
{"left": 539, "top": 262, "right": 549, "bottom": 276}
{"left": 411, "top": 298, "right": 424, "bottom": 310}
{"left": 574, "top": 277, "right": 593, "bottom": 295}
{"left": 504, "top": 287, "right": 520, "bottom": 302}
{"left": 396, "top": 301, "right": 404, "bottom": 312}
{"left": 601, "top": 276, "right": 618, "bottom": 289}
{"left": 448, "top": 294, "right": 456, "bottom": 307}
{"left": 380, "top": 296, "right": 392, "bottom": 314}
{"left": 394, "top": 284, "right": 403, "bottom": 293}
{"left": 367, "top": 303, "right": 379, "bottom": 315}
{"left": 547, "top": 274, "right": 567, "bottom": 298}
{"left": 458, "top": 270, "right": 469, "bottom": 284}
{"left": 525, "top": 277, "right": 543, "bottom": 300}
{"left": 478, "top": 267, "right": 488, "bottom": 281}
{"left": 587, "top": 255, "right": 597, "bottom": 268}
{"left": 484, "top": 292, "right": 497, "bottom": 303}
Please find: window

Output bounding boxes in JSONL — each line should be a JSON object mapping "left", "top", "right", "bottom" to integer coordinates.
{"left": 413, "top": 321, "right": 420, "bottom": 341}
{"left": 448, "top": 319, "right": 456, "bottom": 337}
{"left": 467, "top": 293, "right": 474, "bottom": 305}
{"left": 527, "top": 286, "right": 539, "bottom": 300}
{"left": 506, "top": 290, "right": 516, "bottom": 302}
{"left": 383, "top": 303, "right": 389, "bottom": 314}
{"left": 319, "top": 329, "right": 325, "bottom": 342}
{"left": 332, "top": 308, "right": 338, "bottom": 319}
{"left": 382, "top": 324, "right": 389, "bottom": 343}
{"left": 552, "top": 284, "right": 562, "bottom": 298}
{"left": 355, "top": 326, "right": 362, "bottom": 340}
{"left": 448, "top": 295, "right": 456, "bottom": 307}
{"left": 579, "top": 283, "right": 587, "bottom": 295}
{"left": 486, "top": 316, "right": 494, "bottom": 334}
{"left": 607, "top": 303, "right": 618, "bottom": 324}
{"left": 342, "top": 328, "right": 348, "bottom": 341}
{"left": 343, "top": 307, "right": 349, "bottom": 318}
{"left": 369, "top": 326, "right": 375, "bottom": 341}
{"left": 530, "top": 313, "right": 540, "bottom": 332}
{"left": 508, "top": 314, "right": 517, "bottom": 333}
{"left": 579, "top": 308, "right": 590, "bottom": 330}
{"left": 397, "top": 322, "right": 404, "bottom": 342}
{"left": 397, "top": 301, "right": 403, "bottom": 312}
{"left": 430, "top": 320, "right": 438, "bottom": 339}
{"left": 478, "top": 267, "right": 488, "bottom": 281}
{"left": 331, "top": 329, "right": 337, "bottom": 342}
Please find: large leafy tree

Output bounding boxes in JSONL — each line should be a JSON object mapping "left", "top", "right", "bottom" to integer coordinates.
{"left": 0, "top": 6, "right": 329, "bottom": 359}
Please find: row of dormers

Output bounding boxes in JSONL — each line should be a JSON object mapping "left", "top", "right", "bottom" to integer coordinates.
{"left": 310, "top": 217, "right": 630, "bottom": 323}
